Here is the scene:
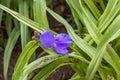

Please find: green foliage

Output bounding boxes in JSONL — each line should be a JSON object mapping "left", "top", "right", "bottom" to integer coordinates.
{"left": 33, "top": 0, "right": 49, "bottom": 28}
{"left": 19, "top": 0, "right": 30, "bottom": 49}
{"left": 0, "top": 0, "right": 120, "bottom": 80}
{"left": 12, "top": 40, "right": 39, "bottom": 80}
{"left": 3, "top": 26, "right": 20, "bottom": 80}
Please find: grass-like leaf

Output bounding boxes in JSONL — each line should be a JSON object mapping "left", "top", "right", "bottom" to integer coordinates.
{"left": 84, "top": 0, "right": 101, "bottom": 19}
{"left": 4, "top": 26, "right": 20, "bottom": 80}
{"left": 0, "top": 9, "right": 3, "bottom": 28}
{"left": 98, "top": 0, "right": 119, "bottom": 32}
{"left": 22, "top": 54, "right": 59, "bottom": 80}
{"left": 0, "top": 4, "right": 45, "bottom": 33}
{"left": 19, "top": 1, "right": 30, "bottom": 49}
{"left": 12, "top": 40, "right": 39, "bottom": 80}
{"left": 86, "top": 15, "right": 120, "bottom": 80}
{"left": 33, "top": 0, "right": 49, "bottom": 28}
{"left": 32, "top": 56, "right": 71, "bottom": 80}
{"left": 78, "top": 1, "right": 120, "bottom": 79}
{"left": 99, "top": 0, "right": 105, "bottom": 11}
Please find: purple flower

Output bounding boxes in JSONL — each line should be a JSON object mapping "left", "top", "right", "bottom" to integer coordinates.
{"left": 40, "top": 30, "right": 73, "bottom": 55}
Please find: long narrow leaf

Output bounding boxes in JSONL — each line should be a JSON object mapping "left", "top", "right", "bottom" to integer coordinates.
{"left": 32, "top": 56, "right": 72, "bottom": 80}
{"left": 79, "top": 0, "right": 120, "bottom": 78}
{"left": 98, "top": 0, "right": 119, "bottom": 32}
{"left": 22, "top": 55, "right": 59, "bottom": 80}
{"left": 0, "top": 4, "right": 45, "bottom": 33}
{"left": 86, "top": 15, "right": 120, "bottom": 80}
{"left": 4, "top": 26, "right": 20, "bottom": 80}
{"left": 84, "top": 0, "right": 101, "bottom": 19}
{"left": 0, "top": 10, "right": 3, "bottom": 28}
{"left": 12, "top": 40, "right": 39, "bottom": 80}
{"left": 19, "top": 1, "right": 30, "bottom": 49}
{"left": 33, "top": 0, "right": 49, "bottom": 28}
{"left": 5, "top": 0, "right": 12, "bottom": 36}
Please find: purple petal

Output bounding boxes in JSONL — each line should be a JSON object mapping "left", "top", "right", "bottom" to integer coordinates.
{"left": 54, "top": 33, "right": 73, "bottom": 55}
{"left": 40, "top": 30, "right": 55, "bottom": 48}
{"left": 55, "top": 33, "right": 73, "bottom": 43}
{"left": 54, "top": 45, "right": 69, "bottom": 55}
{"left": 54, "top": 42, "right": 71, "bottom": 49}
{"left": 55, "top": 33, "right": 73, "bottom": 48}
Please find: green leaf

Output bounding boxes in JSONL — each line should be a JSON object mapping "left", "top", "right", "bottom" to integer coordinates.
{"left": 86, "top": 15, "right": 120, "bottom": 80}
{"left": 83, "top": 0, "right": 101, "bottom": 19}
{"left": 98, "top": 0, "right": 119, "bottom": 32}
{"left": 19, "top": 1, "right": 30, "bottom": 49}
{"left": 0, "top": 4, "right": 45, "bottom": 33}
{"left": 23, "top": 52, "right": 89, "bottom": 80}
{"left": 4, "top": 26, "right": 20, "bottom": 80}
{"left": 79, "top": 0, "right": 101, "bottom": 42}
{"left": 66, "top": 0, "right": 81, "bottom": 30}
{"left": 32, "top": 56, "right": 72, "bottom": 80}
{"left": 5, "top": 15, "right": 12, "bottom": 36}
{"left": 33, "top": 0, "right": 49, "bottom": 28}
{"left": 4, "top": 0, "right": 12, "bottom": 36}
{"left": 69, "top": 53, "right": 89, "bottom": 64}
{"left": 32, "top": 51, "right": 90, "bottom": 80}
{"left": 22, "top": 55, "right": 59, "bottom": 80}
{"left": 79, "top": 1, "right": 120, "bottom": 79}
{"left": 70, "top": 73, "right": 81, "bottom": 80}
{"left": 98, "top": 65, "right": 116, "bottom": 80}
{"left": 0, "top": 9, "right": 3, "bottom": 28}
{"left": 99, "top": 0, "right": 105, "bottom": 11}
{"left": 12, "top": 40, "right": 39, "bottom": 80}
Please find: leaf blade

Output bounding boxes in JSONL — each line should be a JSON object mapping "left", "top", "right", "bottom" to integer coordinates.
{"left": 4, "top": 27, "right": 20, "bottom": 80}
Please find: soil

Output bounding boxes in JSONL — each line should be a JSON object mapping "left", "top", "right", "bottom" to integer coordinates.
{"left": 0, "top": 0, "right": 75, "bottom": 80}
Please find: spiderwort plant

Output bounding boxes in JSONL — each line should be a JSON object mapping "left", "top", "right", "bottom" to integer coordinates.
{"left": 1, "top": 0, "right": 120, "bottom": 80}
{"left": 40, "top": 30, "right": 73, "bottom": 55}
